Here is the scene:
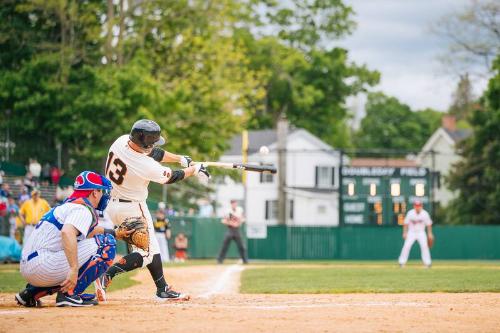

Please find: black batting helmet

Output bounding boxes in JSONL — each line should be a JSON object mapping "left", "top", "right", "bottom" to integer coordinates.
{"left": 129, "top": 119, "right": 166, "bottom": 149}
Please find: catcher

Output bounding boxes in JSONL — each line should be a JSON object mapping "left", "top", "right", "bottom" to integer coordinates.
{"left": 398, "top": 200, "right": 434, "bottom": 268}
{"left": 95, "top": 119, "right": 210, "bottom": 302}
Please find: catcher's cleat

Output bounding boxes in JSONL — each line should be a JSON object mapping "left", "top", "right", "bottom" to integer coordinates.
{"left": 156, "top": 286, "right": 190, "bottom": 301}
{"left": 94, "top": 273, "right": 111, "bottom": 302}
{"left": 15, "top": 289, "right": 42, "bottom": 308}
{"left": 56, "top": 292, "right": 98, "bottom": 307}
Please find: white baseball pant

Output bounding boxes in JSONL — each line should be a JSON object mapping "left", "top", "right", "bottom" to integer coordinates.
{"left": 398, "top": 231, "right": 432, "bottom": 266}
{"left": 155, "top": 232, "right": 170, "bottom": 263}
{"left": 20, "top": 238, "right": 98, "bottom": 287}
{"left": 106, "top": 199, "right": 160, "bottom": 265}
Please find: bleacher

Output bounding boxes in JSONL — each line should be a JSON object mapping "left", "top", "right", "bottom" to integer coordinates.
{"left": 3, "top": 176, "right": 58, "bottom": 203}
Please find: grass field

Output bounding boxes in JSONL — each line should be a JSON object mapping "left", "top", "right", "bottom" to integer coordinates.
{"left": 240, "top": 261, "right": 500, "bottom": 293}
{"left": 0, "top": 264, "right": 140, "bottom": 293}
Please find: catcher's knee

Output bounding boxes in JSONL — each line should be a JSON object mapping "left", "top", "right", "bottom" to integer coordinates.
{"left": 94, "top": 234, "right": 117, "bottom": 265}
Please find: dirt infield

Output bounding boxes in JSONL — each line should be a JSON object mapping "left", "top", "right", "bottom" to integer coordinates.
{"left": 1, "top": 265, "right": 499, "bottom": 333}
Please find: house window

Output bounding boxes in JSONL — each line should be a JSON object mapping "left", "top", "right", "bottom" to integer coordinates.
{"left": 265, "top": 200, "right": 293, "bottom": 220}
{"left": 265, "top": 200, "right": 278, "bottom": 220}
{"left": 260, "top": 172, "right": 274, "bottom": 183}
{"left": 415, "top": 183, "right": 425, "bottom": 197}
{"left": 391, "top": 183, "right": 400, "bottom": 197}
{"left": 347, "top": 183, "right": 355, "bottom": 196}
{"left": 315, "top": 166, "right": 335, "bottom": 188}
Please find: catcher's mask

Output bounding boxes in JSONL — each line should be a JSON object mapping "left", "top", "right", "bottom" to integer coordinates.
{"left": 72, "top": 171, "right": 113, "bottom": 211}
{"left": 129, "top": 119, "right": 166, "bottom": 150}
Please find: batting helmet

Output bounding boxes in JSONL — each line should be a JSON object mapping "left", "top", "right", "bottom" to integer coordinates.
{"left": 129, "top": 119, "right": 166, "bottom": 150}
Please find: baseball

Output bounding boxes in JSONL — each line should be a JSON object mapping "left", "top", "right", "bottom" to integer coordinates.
{"left": 259, "top": 145, "right": 269, "bottom": 155}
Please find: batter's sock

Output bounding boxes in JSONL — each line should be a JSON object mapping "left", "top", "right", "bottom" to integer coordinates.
{"left": 147, "top": 254, "right": 167, "bottom": 290}
{"left": 106, "top": 252, "right": 143, "bottom": 280}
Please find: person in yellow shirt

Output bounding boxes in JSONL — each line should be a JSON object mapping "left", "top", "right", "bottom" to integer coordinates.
{"left": 19, "top": 189, "right": 50, "bottom": 245}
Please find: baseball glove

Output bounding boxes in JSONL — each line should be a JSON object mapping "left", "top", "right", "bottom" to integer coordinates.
{"left": 116, "top": 216, "right": 149, "bottom": 251}
{"left": 427, "top": 235, "right": 435, "bottom": 248}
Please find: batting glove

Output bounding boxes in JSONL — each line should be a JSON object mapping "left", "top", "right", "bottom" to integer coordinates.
{"left": 194, "top": 163, "right": 211, "bottom": 185}
{"left": 180, "top": 155, "right": 193, "bottom": 167}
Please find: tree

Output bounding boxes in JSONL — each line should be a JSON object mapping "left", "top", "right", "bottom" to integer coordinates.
{"left": 355, "top": 93, "right": 442, "bottom": 153}
{"left": 449, "top": 73, "right": 476, "bottom": 121}
{"left": 432, "top": 0, "right": 500, "bottom": 77}
{"left": 446, "top": 56, "right": 500, "bottom": 225}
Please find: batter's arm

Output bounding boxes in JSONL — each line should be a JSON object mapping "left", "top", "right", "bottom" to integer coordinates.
{"left": 161, "top": 151, "right": 183, "bottom": 164}
{"left": 61, "top": 224, "right": 79, "bottom": 293}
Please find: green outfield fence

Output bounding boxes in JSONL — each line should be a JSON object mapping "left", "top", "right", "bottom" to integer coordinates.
{"left": 164, "top": 218, "right": 500, "bottom": 260}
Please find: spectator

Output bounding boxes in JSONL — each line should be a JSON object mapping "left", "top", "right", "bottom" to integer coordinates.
{"left": 217, "top": 199, "right": 248, "bottom": 264}
{"left": 0, "top": 183, "right": 11, "bottom": 198}
{"left": 187, "top": 207, "right": 196, "bottom": 216}
{"left": 0, "top": 193, "right": 7, "bottom": 218}
{"left": 42, "top": 162, "right": 51, "bottom": 184}
{"left": 28, "top": 158, "right": 42, "bottom": 185}
{"left": 7, "top": 197, "right": 19, "bottom": 239}
{"left": 154, "top": 209, "right": 171, "bottom": 263}
{"left": 158, "top": 201, "right": 166, "bottom": 214}
{"left": 167, "top": 204, "right": 176, "bottom": 216}
{"left": 19, "top": 189, "right": 50, "bottom": 245}
{"left": 174, "top": 233, "right": 188, "bottom": 262}
{"left": 0, "top": 170, "right": 4, "bottom": 185}
{"left": 18, "top": 186, "right": 30, "bottom": 205}
{"left": 23, "top": 172, "right": 34, "bottom": 193}
{"left": 50, "top": 166, "right": 61, "bottom": 185}
{"left": 198, "top": 198, "right": 214, "bottom": 217}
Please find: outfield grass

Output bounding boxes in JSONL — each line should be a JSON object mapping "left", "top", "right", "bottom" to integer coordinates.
{"left": 240, "top": 261, "right": 500, "bottom": 293}
{"left": 0, "top": 264, "right": 140, "bottom": 293}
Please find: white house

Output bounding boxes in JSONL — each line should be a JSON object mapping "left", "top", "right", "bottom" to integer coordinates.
{"left": 418, "top": 115, "right": 471, "bottom": 206}
{"left": 213, "top": 127, "right": 341, "bottom": 227}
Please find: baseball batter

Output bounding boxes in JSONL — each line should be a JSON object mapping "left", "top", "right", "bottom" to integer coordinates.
{"left": 398, "top": 200, "right": 434, "bottom": 268}
{"left": 95, "top": 119, "right": 209, "bottom": 302}
{"left": 15, "top": 171, "right": 118, "bottom": 307}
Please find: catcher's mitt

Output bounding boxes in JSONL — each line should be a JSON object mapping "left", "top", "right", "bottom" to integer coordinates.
{"left": 116, "top": 216, "right": 149, "bottom": 251}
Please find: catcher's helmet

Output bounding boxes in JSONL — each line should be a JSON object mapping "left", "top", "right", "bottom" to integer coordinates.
{"left": 73, "top": 171, "right": 112, "bottom": 211}
{"left": 129, "top": 119, "right": 166, "bottom": 149}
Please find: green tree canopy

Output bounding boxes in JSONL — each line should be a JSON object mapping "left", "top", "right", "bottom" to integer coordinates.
{"left": 355, "top": 92, "right": 442, "bottom": 153}
{"left": 446, "top": 56, "right": 500, "bottom": 225}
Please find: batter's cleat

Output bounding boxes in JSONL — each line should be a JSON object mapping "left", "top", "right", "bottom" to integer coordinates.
{"left": 156, "top": 286, "right": 190, "bottom": 301}
{"left": 15, "top": 289, "right": 42, "bottom": 308}
{"left": 94, "top": 273, "right": 111, "bottom": 302}
{"left": 56, "top": 292, "right": 98, "bottom": 307}
{"left": 80, "top": 293, "right": 97, "bottom": 301}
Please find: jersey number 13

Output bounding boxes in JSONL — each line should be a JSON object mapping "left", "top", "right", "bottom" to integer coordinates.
{"left": 106, "top": 152, "right": 127, "bottom": 185}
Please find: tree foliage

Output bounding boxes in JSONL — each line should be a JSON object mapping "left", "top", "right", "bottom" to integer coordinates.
{"left": 432, "top": 0, "right": 500, "bottom": 77}
{"left": 446, "top": 56, "right": 500, "bottom": 225}
{"left": 354, "top": 93, "right": 442, "bottom": 153}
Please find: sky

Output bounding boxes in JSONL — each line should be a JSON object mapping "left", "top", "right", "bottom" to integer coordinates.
{"left": 338, "top": 0, "right": 487, "bottom": 115}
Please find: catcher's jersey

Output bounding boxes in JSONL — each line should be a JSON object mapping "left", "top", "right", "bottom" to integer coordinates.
{"left": 404, "top": 208, "right": 432, "bottom": 233}
{"left": 106, "top": 135, "right": 172, "bottom": 201}
{"left": 22, "top": 203, "right": 93, "bottom": 254}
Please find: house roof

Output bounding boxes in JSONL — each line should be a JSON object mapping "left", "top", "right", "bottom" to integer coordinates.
{"left": 444, "top": 129, "right": 472, "bottom": 143}
{"left": 420, "top": 127, "right": 472, "bottom": 154}
{"left": 224, "top": 127, "right": 336, "bottom": 156}
{"left": 350, "top": 158, "right": 418, "bottom": 167}
{"left": 224, "top": 129, "right": 278, "bottom": 156}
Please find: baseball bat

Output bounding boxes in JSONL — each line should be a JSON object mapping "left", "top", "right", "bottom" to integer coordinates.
{"left": 197, "top": 162, "right": 277, "bottom": 174}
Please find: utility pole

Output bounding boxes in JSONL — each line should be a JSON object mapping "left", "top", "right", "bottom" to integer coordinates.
{"left": 5, "top": 109, "right": 11, "bottom": 161}
{"left": 277, "top": 115, "right": 288, "bottom": 225}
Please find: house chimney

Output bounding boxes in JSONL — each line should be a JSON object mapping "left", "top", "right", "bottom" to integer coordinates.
{"left": 442, "top": 115, "right": 456, "bottom": 132}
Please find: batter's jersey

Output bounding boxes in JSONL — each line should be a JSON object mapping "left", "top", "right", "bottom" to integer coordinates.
{"left": 404, "top": 208, "right": 432, "bottom": 233}
{"left": 22, "top": 203, "right": 94, "bottom": 256}
{"left": 106, "top": 135, "right": 172, "bottom": 201}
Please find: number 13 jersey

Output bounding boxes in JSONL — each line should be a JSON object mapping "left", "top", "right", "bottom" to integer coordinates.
{"left": 106, "top": 135, "right": 172, "bottom": 201}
